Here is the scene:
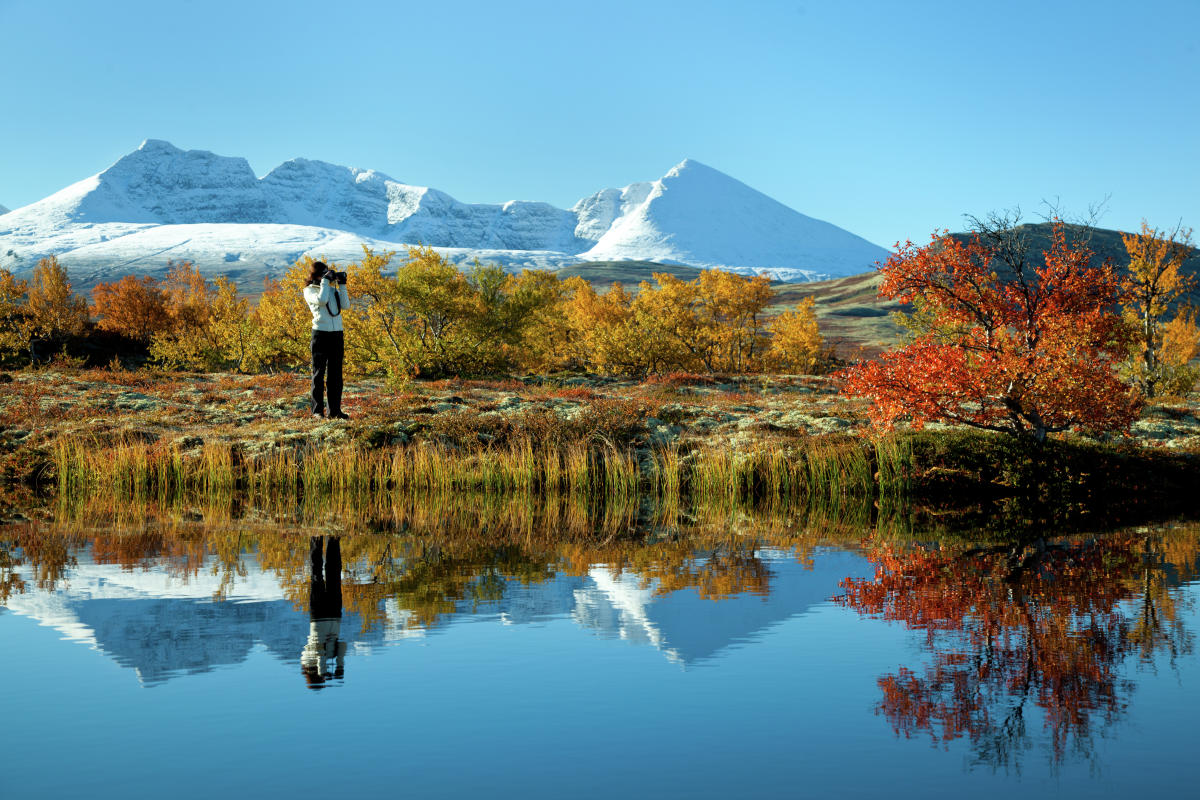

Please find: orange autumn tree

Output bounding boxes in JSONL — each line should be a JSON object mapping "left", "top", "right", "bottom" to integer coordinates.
{"left": 90, "top": 275, "right": 172, "bottom": 343}
{"left": 839, "top": 219, "right": 1141, "bottom": 443}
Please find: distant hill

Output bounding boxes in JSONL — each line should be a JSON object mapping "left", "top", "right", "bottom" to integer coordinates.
{"left": 947, "top": 222, "right": 1200, "bottom": 306}
{"left": 953, "top": 222, "right": 1197, "bottom": 272}
{"left": 563, "top": 223, "right": 1200, "bottom": 359}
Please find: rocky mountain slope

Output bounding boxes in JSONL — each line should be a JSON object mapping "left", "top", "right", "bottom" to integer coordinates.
{"left": 0, "top": 140, "right": 888, "bottom": 288}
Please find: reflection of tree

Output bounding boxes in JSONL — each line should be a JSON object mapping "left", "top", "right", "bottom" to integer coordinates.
{"left": 0, "top": 501, "right": 834, "bottom": 631}
{"left": 835, "top": 532, "right": 1198, "bottom": 770}
{"left": 338, "top": 540, "right": 558, "bottom": 629}
{"left": 562, "top": 540, "right": 773, "bottom": 600}
{"left": 1127, "top": 533, "right": 1198, "bottom": 664}
{"left": 0, "top": 524, "right": 77, "bottom": 603}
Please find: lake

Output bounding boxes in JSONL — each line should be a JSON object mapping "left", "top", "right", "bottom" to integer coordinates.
{"left": 2, "top": 499, "right": 1196, "bottom": 799}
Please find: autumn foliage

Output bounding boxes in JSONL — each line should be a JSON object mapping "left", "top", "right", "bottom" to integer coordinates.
{"left": 1120, "top": 221, "right": 1199, "bottom": 397}
{"left": 839, "top": 221, "right": 1142, "bottom": 442}
{"left": 0, "top": 256, "right": 88, "bottom": 361}
{"left": 73, "top": 246, "right": 824, "bottom": 378}
{"left": 90, "top": 275, "right": 171, "bottom": 342}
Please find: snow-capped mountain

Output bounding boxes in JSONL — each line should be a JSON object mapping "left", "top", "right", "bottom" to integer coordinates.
{"left": 0, "top": 204, "right": 9, "bottom": 215}
{"left": 0, "top": 140, "right": 888, "bottom": 288}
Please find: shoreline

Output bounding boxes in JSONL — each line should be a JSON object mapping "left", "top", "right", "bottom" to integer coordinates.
{"left": 3, "top": 367, "right": 1199, "bottom": 525}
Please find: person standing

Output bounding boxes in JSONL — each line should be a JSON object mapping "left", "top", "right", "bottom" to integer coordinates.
{"left": 303, "top": 261, "right": 351, "bottom": 419}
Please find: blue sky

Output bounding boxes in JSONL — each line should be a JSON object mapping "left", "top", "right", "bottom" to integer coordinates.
{"left": 2, "top": 0, "right": 1197, "bottom": 247}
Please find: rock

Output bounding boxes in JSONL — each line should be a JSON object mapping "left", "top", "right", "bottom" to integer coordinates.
{"left": 807, "top": 416, "right": 854, "bottom": 435}
{"left": 1132, "top": 420, "right": 1176, "bottom": 441}
{"left": 647, "top": 421, "right": 683, "bottom": 445}
{"left": 114, "top": 392, "right": 164, "bottom": 412}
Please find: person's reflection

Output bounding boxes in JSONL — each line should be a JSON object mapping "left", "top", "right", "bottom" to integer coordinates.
{"left": 301, "top": 536, "right": 346, "bottom": 689}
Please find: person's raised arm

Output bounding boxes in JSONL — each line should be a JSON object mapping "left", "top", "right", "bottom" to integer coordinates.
{"left": 316, "top": 274, "right": 335, "bottom": 305}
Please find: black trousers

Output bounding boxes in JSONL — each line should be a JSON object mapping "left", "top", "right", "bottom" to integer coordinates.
{"left": 310, "top": 330, "right": 344, "bottom": 415}
{"left": 309, "top": 536, "right": 342, "bottom": 620}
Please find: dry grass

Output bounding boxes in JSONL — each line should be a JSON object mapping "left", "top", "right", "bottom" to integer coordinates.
{"left": 50, "top": 430, "right": 903, "bottom": 508}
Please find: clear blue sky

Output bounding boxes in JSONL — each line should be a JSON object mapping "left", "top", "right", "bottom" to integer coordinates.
{"left": 2, "top": 0, "right": 1197, "bottom": 247}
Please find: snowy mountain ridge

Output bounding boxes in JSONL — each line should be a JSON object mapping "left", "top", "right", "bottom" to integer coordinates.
{"left": 0, "top": 140, "right": 889, "bottom": 287}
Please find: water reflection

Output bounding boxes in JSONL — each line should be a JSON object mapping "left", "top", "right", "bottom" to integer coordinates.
{"left": 1, "top": 499, "right": 1198, "bottom": 776}
{"left": 0, "top": 502, "right": 867, "bottom": 680}
{"left": 833, "top": 530, "right": 1198, "bottom": 770}
{"left": 302, "top": 536, "right": 345, "bottom": 688}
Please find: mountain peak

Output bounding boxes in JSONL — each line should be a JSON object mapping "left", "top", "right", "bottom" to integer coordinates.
{"left": 580, "top": 157, "right": 888, "bottom": 275}
{"left": 659, "top": 158, "right": 754, "bottom": 196}
{"left": 0, "top": 204, "right": 9, "bottom": 216}
{"left": 137, "top": 138, "right": 182, "bottom": 154}
{"left": 666, "top": 157, "right": 711, "bottom": 175}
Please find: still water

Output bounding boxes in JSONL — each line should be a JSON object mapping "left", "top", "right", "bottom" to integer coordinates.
{"left": 2, "top": 502, "right": 1197, "bottom": 799}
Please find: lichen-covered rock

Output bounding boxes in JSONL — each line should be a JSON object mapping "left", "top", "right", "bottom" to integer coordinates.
{"left": 1132, "top": 420, "right": 1177, "bottom": 441}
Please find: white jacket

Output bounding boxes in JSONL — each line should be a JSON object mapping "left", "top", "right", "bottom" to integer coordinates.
{"left": 301, "top": 619, "right": 346, "bottom": 677}
{"left": 303, "top": 278, "right": 351, "bottom": 332}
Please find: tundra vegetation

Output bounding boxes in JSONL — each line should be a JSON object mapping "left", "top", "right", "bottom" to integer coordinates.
{"left": 0, "top": 216, "right": 1197, "bottom": 510}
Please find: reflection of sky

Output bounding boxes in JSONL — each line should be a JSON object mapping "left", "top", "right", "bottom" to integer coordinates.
{"left": 2, "top": 549, "right": 1198, "bottom": 799}
{"left": 3, "top": 547, "right": 872, "bottom": 682}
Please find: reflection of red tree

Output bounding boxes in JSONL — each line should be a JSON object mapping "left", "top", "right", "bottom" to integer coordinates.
{"left": 835, "top": 536, "right": 1192, "bottom": 767}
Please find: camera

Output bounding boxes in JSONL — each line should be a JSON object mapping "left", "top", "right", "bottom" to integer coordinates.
{"left": 325, "top": 269, "right": 347, "bottom": 285}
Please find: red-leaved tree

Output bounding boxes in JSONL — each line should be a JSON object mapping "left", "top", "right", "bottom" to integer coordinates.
{"left": 839, "top": 219, "right": 1142, "bottom": 442}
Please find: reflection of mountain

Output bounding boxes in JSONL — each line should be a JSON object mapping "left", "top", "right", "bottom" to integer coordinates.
{"left": 5, "top": 546, "right": 872, "bottom": 683}
{"left": 73, "top": 598, "right": 307, "bottom": 685}
{"left": 575, "top": 549, "right": 870, "bottom": 665}
{"left": 5, "top": 557, "right": 300, "bottom": 685}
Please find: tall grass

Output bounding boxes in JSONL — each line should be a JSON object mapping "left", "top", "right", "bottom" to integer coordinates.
{"left": 50, "top": 432, "right": 917, "bottom": 504}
